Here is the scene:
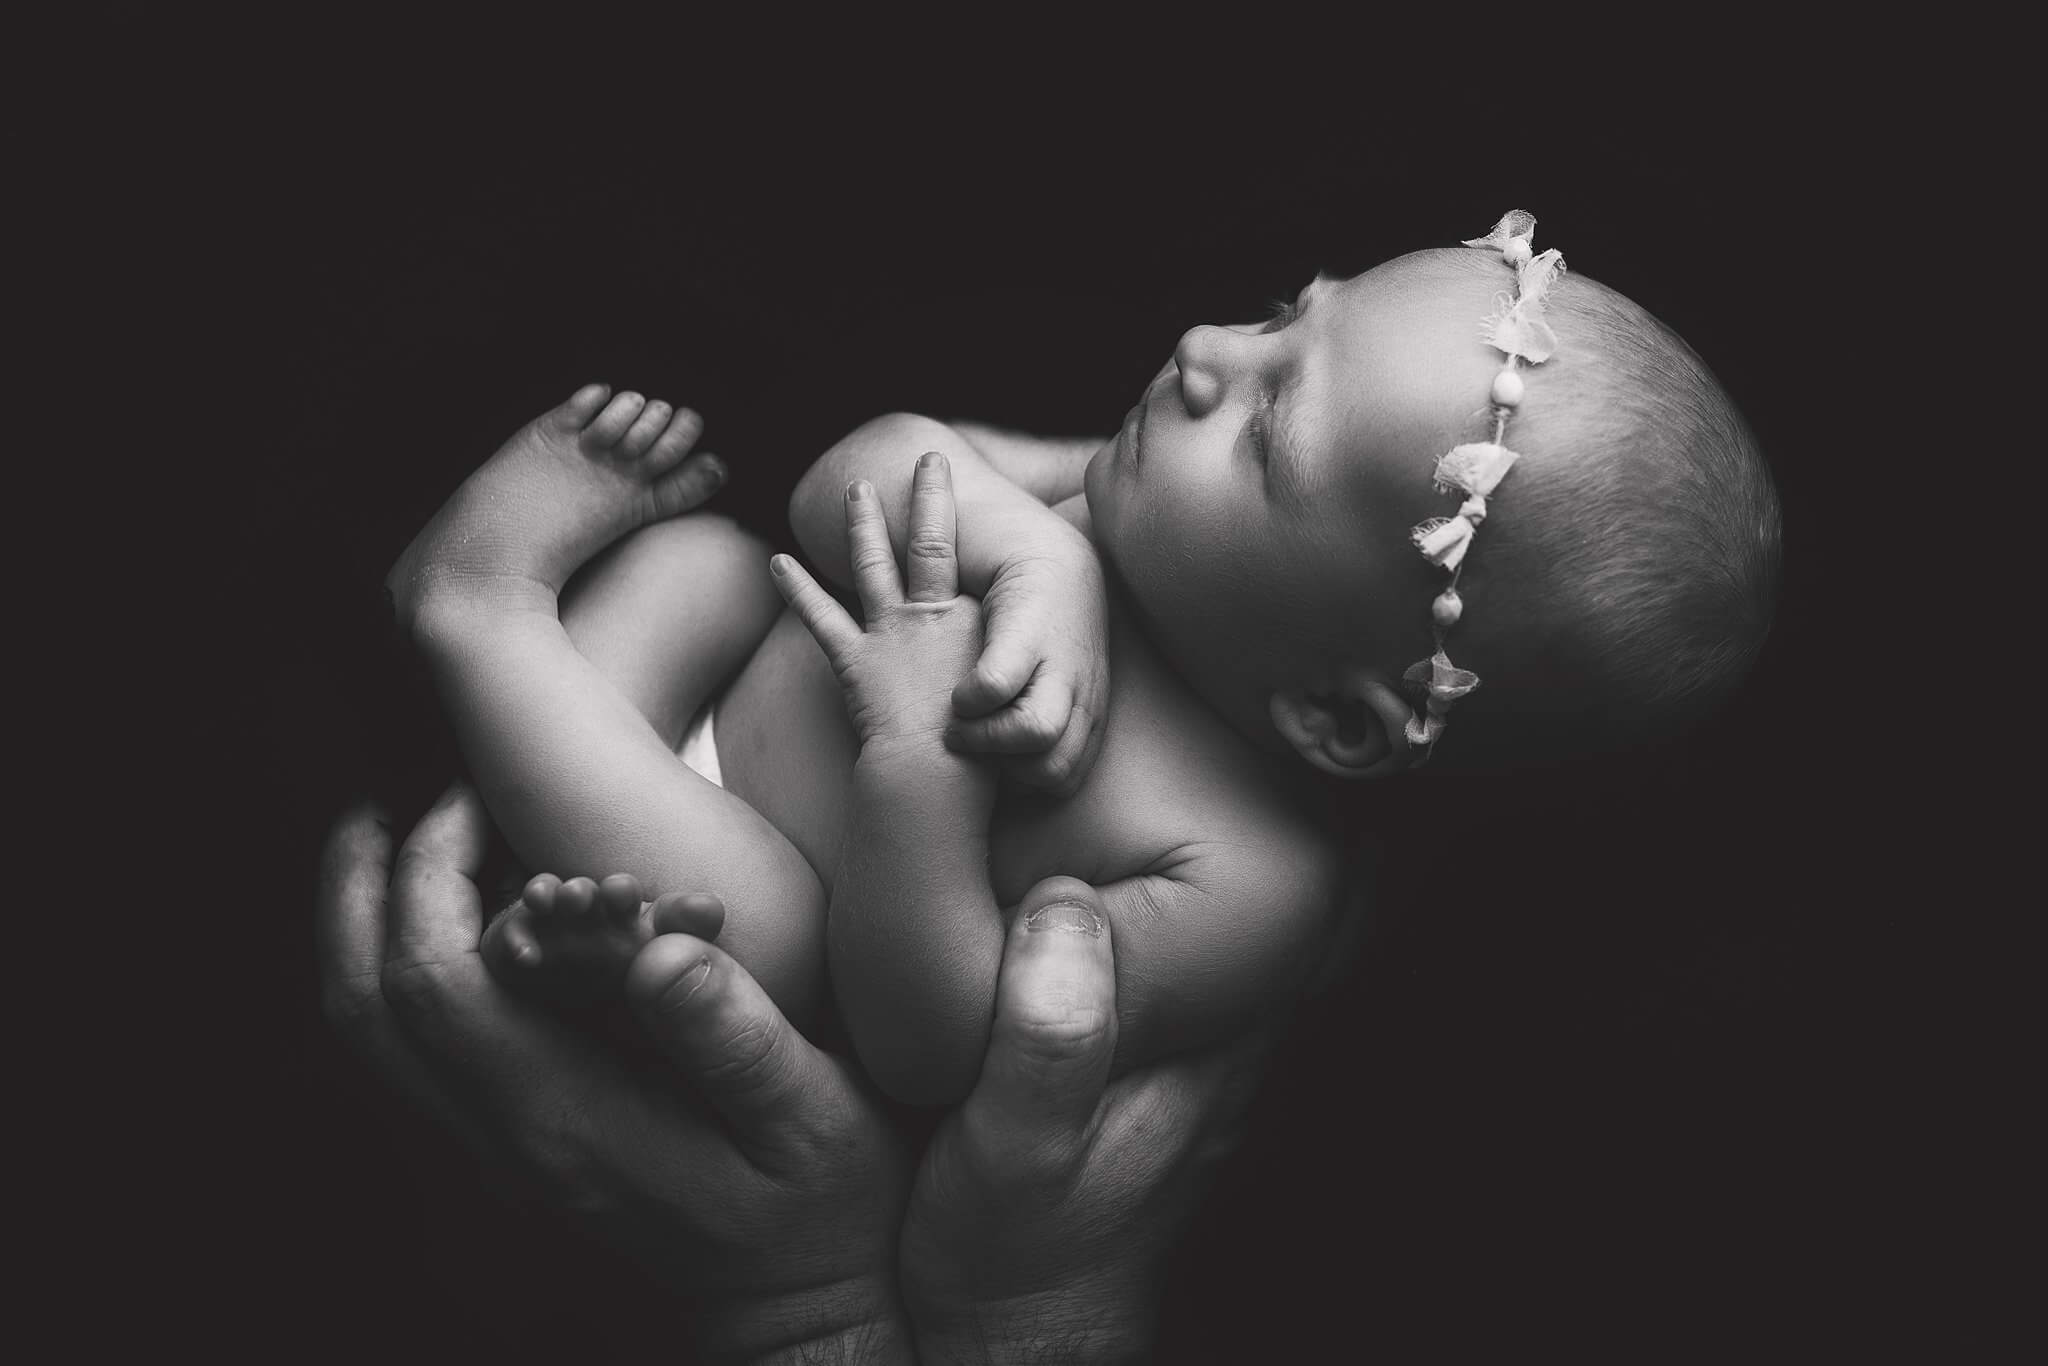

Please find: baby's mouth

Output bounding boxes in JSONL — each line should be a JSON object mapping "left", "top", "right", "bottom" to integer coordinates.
{"left": 1126, "top": 370, "right": 1169, "bottom": 468}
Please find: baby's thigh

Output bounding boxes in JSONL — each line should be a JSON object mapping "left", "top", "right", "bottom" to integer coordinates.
{"left": 560, "top": 512, "right": 784, "bottom": 744}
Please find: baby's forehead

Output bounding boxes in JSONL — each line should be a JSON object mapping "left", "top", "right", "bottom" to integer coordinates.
{"left": 1331, "top": 248, "right": 1504, "bottom": 329}
{"left": 1307, "top": 250, "right": 1509, "bottom": 480}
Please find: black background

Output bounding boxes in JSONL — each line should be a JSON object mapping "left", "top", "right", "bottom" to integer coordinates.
{"left": 91, "top": 21, "right": 1901, "bottom": 1363}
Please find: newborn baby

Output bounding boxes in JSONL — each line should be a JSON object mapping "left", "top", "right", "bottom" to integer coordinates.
{"left": 386, "top": 214, "right": 1780, "bottom": 1104}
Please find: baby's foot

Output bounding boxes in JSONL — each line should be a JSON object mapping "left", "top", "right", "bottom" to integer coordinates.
{"left": 480, "top": 871, "right": 728, "bottom": 1006}
{"left": 389, "top": 385, "right": 724, "bottom": 629}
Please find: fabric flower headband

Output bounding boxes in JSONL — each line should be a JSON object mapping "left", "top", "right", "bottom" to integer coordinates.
{"left": 1402, "top": 210, "right": 1566, "bottom": 762}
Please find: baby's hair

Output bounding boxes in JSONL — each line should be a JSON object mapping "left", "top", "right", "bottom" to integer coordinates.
{"left": 1434, "top": 254, "right": 1781, "bottom": 768}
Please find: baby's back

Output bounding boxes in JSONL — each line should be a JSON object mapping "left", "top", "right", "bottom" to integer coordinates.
{"left": 716, "top": 505, "right": 1351, "bottom": 1059}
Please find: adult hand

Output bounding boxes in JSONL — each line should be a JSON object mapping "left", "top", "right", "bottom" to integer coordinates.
{"left": 318, "top": 787, "right": 1275, "bottom": 1364}
{"left": 316, "top": 782, "right": 915, "bottom": 1365}
{"left": 900, "top": 881, "right": 1276, "bottom": 1365}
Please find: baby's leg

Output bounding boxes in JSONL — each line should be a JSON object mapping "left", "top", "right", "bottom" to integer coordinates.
{"left": 481, "top": 511, "right": 787, "bottom": 1002}
{"left": 390, "top": 386, "right": 824, "bottom": 1019}
{"left": 558, "top": 512, "right": 784, "bottom": 749}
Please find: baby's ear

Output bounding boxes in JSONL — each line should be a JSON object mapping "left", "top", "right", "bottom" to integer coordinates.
{"left": 1268, "top": 679, "right": 1416, "bottom": 781}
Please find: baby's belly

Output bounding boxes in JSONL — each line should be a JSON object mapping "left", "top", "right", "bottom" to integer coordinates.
{"left": 713, "top": 606, "right": 1195, "bottom": 903}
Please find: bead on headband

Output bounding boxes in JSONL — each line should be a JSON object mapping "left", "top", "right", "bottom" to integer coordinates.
{"left": 1401, "top": 210, "right": 1566, "bottom": 763}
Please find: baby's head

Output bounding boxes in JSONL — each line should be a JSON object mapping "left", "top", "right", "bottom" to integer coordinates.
{"left": 1082, "top": 216, "right": 1780, "bottom": 777}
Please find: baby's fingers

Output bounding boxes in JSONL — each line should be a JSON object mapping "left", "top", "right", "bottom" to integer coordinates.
{"left": 953, "top": 634, "right": 1037, "bottom": 718}
{"left": 903, "top": 452, "right": 958, "bottom": 604}
{"left": 770, "top": 554, "right": 861, "bottom": 661}
{"left": 947, "top": 674, "right": 1071, "bottom": 755}
{"left": 844, "top": 480, "right": 902, "bottom": 614}
{"left": 1018, "top": 702, "right": 1101, "bottom": 797}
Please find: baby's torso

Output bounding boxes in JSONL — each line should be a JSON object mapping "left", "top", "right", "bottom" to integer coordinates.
{"left": 717, "top": 589, "right": 1326, "bottom": 909}
{"left": 716, "top": 490, "right": 1355, "bottom": 1047}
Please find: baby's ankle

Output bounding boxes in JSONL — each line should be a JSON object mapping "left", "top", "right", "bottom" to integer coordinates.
{"left": 391, "top": 566, "right": 559, "bottom": 652}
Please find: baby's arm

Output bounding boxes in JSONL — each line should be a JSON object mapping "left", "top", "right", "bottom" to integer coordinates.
{"left": 944, "top": 420, "right": 1105, "bottom": 506}
{"left": 791, "top": 413, "right": 1086, "bottom": 571}
{"left": 778, "top": 456, "right": 1345, "bottom": 1102}
{"left": 792, "top": 413, "right": 1108, "bottom": 795}
{"left": 776, "top": 455, "right": 1004, "bottom": 1104}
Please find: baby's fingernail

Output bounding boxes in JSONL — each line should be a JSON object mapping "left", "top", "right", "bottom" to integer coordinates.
{"left": 847, "top": 480, "right": 868, "bottom": 502}
{"left": 1025, "top": 901, "right": 1101, "bottom": 936}
{"left": 919, "top": 450, "right": 944, "bottom": 469}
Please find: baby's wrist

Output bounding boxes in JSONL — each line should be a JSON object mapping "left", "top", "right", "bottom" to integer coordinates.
{"left": 855, "top": 736, "right": 997, "bottom": 801}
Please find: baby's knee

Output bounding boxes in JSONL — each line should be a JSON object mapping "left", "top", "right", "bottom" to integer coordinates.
{"left": 568, "top": 512, "right": 782, "bottom": 629}
{"left": 610, "top": 511, "right": 771, "bottom": 582}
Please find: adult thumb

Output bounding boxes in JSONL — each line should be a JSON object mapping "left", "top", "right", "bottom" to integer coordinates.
{"left": 626, "top": 933, "right": 843, "bottom": 1153}
{"left": 970, "top": 877, "right": 1118, "bottom": 1151}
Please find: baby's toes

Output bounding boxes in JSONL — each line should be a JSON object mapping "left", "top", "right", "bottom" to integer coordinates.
{"left": 500, "top": 908, "right": 543, "bottom": 966}
{"left": 554, "top": 876, "right": 600, "bottom": 922}
{"left": 596, "top": 873, "right": 645, "bottom": 925}
{"left": 550, "top": 383, "right": 612, "bottom": 433}
{"left": 482, "top": 900, "right": 545, "bottom": 970}
{"left": 617, "top": 399, "right": 672, "bottom": 461}
{"left": 649, "top": 890, "right": 726, "bottom": 940}
{"left": 641, "top": 406, "right": 706, "bottom": 475}
{"left": 583, "top": 391, "right": 647, "bottom": 451}
{"left": 521, "top": 872, "right": 563, "bottom": 917}
{"left": 644, "top": 450, "right": 726, "bottom": 522}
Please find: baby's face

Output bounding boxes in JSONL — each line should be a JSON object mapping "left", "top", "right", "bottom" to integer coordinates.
{"left": 1083, "top": 249, "right": 1511, "bottom": 738}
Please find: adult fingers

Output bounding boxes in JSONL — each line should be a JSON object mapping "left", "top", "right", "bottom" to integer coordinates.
{"left": 626, "top": 933, "right": 860, "bottom": 1168}
{"left": 386, "top": 780, "right": 492, "bottom": 966}
{"left": 903, "top": 451, "right": 958, "bottom": 603}
{"left": 842, "top": 479, "right": 902, "bottom": 614}
{"left": 967, "top": 877, "right": 1118, "bottom": 1163}
{"left": 315, "top": 800, "right": 396, "bottom": 1044}
{"left": 315, "top": 801, "right": 495, "bottom": 1149}
{"left": 379, "top": 781, "right": 506, "bottom": 1062}
{"left": 346, "top": 794, "right": 766, "bottom": 1198}
{"left": 770, "top": 554, "right": 861, "bottom": 661}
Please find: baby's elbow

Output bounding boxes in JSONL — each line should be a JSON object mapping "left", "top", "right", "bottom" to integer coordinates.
{"left": 791, "top": 413, "right": 935, "bottom": 535}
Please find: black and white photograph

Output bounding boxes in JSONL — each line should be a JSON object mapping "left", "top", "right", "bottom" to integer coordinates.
{"left": 84, "top": 22, "right": 1915, "bottom": 1362}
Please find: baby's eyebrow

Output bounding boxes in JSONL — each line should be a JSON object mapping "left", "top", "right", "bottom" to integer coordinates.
{"left": 1269, "top": 273, "right": 1335, "bottom": 503}
{"left": 1271, "top": 370, "right": 1316, "bottom": 503}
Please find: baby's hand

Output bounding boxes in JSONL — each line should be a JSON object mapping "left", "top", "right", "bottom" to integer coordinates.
{"left": 947, "top": 537, "right": 1109, "bottom": 798}
{"left": 773, "top": 453, "right": 984, "bottom": 760}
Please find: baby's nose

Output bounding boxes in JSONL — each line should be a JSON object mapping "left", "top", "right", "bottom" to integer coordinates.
{"left": 1172, "top": 324, "right": 1236, "bottom": 417}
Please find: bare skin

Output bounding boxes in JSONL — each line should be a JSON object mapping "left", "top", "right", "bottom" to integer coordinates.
{"left": 389, "top": 383, "right": 726, "bottom": 610}
{"left": 388, "top": 383, "right": 820, "bottom": 1017}
{"left": 389, "top": 386, "right": 1346, "bottom": 1102}
{"left": 489, "top": 872, "right": 728, "bottom": 1005}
